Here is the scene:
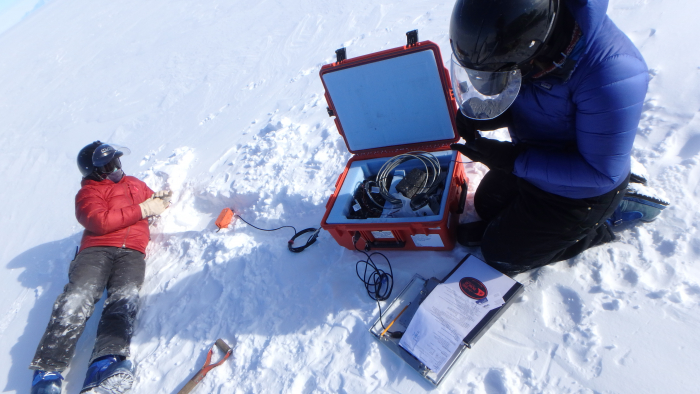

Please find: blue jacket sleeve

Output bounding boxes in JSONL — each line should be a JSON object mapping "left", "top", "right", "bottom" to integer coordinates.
{"left": 514, "top": 53, "right": 648, "bottom": 188}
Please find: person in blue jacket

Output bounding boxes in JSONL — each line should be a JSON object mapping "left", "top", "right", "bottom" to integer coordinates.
{"left": 448, "top": 0, "right": 648, "bottom": 274}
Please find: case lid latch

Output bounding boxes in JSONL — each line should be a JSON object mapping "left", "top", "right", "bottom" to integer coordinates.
{"left": 406, "top": 30, "right": 418, "bottom": 47}
{"left": 335, "top": 47, "right": 347, "bottom": 63}
{"left": 327, "top": 107, "right": 335, "bottom": 117}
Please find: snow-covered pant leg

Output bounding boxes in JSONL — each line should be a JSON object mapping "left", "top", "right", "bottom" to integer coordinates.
{"left": 90, "top": 248, "right": 145, "bottom": 362}
{"left": 474, "top": 170, "right": 629, "bottom": 272}
{"left": 29, "top": 247, "right": 115, "bottom": 372}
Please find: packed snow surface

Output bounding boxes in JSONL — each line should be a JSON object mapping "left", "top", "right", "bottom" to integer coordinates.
{"left": 1, "top": 0, "right": 700, "bottom": 393}
{"left": 0, "top": 0, "right": 46, "bottom": 35}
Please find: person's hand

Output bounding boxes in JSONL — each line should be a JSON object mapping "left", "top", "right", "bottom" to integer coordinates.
{"left": 153, "top": 190, "right": 173, "bottom": 204}
{"left": 139, "top": 197, "right": 168, "bottom": 218}
{"left": 450, "top": 138, "right": 522, "bottom": 173}
{"left": 455, "top": 110, "right": 480, "bottom": 142}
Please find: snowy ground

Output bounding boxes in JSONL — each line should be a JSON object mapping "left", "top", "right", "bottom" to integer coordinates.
{"left": 1, "top": 0, "right": 699, "bottom": 393}
{"left": 0, "top": 0, "right": 47, "bottom": 35}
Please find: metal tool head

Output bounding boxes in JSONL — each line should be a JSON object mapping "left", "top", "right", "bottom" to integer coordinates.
{"left": 215, "top": 338, "right": 234, "bottom": 353}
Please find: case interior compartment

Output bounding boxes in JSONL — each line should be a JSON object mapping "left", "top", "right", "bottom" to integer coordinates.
{"left": 326, "top": 149, "right": 457, "bottom": 224}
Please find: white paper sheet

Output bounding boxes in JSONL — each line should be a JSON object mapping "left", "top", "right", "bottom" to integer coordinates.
{"left": 399, "top": 255, "right": 516, "bottom": 373}
{"left": 411, "top": 234, "right": 444, "bottom": 247}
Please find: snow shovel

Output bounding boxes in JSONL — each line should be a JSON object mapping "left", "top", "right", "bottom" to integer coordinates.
{"left": 177, "top": 338, "right": 235, "bottom": 394}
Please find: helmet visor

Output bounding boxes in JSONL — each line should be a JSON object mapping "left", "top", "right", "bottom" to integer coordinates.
{"left": 451, "top": 55, "right": 522, "bottom": 120}
{"left": 92, "top": 143, "right": 130, "bottom": 167}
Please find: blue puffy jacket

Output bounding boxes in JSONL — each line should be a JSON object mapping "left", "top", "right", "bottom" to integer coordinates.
{"left": 509, "top": 0, "right": 648, "bottom": 198}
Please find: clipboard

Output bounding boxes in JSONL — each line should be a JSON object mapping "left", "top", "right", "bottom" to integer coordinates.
{"left": 368, "top": 254, "right": 524, "bottom": 386}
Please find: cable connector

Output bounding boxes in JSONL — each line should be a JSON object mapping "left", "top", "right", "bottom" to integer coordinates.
{"left": 288, "top": 227, "right": 321, "bottom": 253}
{"left": 352, "top": 231, "right": 361, "bottom": 245}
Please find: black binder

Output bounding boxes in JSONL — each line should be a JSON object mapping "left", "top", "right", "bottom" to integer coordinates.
{"left": 369, "top": 254, "right": 524, "bottom": 386}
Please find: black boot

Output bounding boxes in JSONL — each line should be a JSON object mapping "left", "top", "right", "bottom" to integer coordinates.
{"left": 456, "top": 221, "right": 488, "bottom": 247}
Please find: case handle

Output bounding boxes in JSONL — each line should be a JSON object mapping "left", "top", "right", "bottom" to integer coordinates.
{"left": 406, "top": 30, "right": 418, "bottom": 46}
{"left": 456, "top": 179, "right": 468, "bottom": 214}
{"left": 366, "top": 240, "right": 406, "bottom": 250}
{"left": 335, "top": 47, "right": 347, "bottom": 62}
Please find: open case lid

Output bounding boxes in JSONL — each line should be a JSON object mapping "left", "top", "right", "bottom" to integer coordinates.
{"left": 319, "top": 41, "right": 459, "bottom": 155}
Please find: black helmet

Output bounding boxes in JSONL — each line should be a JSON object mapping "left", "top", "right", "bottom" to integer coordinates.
{"left": 77, "top": 141, "right": 129, "bottom": 180}
{"left": 450, "top": 0, "right": 559, "bottom": 72}
{"left": 449, "top": 0, "right": 559, "bottom": 119}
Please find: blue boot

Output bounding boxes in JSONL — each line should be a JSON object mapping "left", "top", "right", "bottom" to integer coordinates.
{"left": 80, "top": 355, "right": 135, "bottom": 394}
{"left": 31, "top": 370, "right": 63, "bottom": 394}
{"left": 607, "top": 183, "right": 670, "bottom": 230}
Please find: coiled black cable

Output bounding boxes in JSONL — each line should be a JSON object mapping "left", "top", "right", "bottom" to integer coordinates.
{"left": 235, "top": 215, "right": 320, "bottom": 253}
{"left": 353, "top": 233, "right": 398, "bottom": 334}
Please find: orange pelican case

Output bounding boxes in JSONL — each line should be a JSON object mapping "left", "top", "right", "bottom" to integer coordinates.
{"left": 319, "top": 38, "right": 469, "bottom": 251}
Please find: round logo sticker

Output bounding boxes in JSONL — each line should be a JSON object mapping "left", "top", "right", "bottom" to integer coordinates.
{"left": 459, "top": 277, "right": 488, "bottom": 300}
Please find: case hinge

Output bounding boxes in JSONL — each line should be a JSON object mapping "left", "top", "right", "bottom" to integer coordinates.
{"left": 406, "top": 30, "right": 418, "bottom": 47}
{"left": 356, "top": 142, "right": 451, "bottom": 158}
{"left": 335, "top": 47, "right": 347, "bottom": 63}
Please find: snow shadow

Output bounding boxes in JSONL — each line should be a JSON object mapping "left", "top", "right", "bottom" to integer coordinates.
{"left": 133, "top": 228, "right": 446, "bottom": 392}
{"left": 5, "top": 190, "right": 471, "bottom": 392}
{"left": 3, "top": 232, "right": 105, "bottom": 394}
{"left": 131, "top": 190, "right": 463, "bottom": 392}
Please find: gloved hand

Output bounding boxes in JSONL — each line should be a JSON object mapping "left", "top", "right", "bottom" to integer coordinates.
{"left": 455, "top": 108, "right": 513, "bottom": 142}
{"left": 139, "top": 196, "right": 169, "bottom": 218}
{"left": 153, "top": 190, "right": 173, "bottom": 204}
{"left": 450, "top": 138, "right": 522, "bottom": 173}
{"left": 455, "top": 110, "right": 479, "bottom": 142}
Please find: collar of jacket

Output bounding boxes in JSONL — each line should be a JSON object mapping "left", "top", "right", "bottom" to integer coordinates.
{"left": 531, "top": 23, "right": 584, "bottom": 82}
{"left": 81, "top": 174, "right": 127, "bottom": 187}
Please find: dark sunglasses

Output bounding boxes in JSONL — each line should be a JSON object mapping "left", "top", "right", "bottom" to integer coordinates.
{"left": 96, "top": 157, "right": 122, "bottom": 175}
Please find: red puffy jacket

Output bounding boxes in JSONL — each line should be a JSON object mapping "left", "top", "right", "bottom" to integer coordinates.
{"left": 76, "top": 175, "right": 154, "bottom": 253}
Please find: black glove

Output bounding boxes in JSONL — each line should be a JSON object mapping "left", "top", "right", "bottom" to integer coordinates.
{"left": 450, "top": 138, "right": 522, "bottom": 173}
{"left": 455, "top": 109, "right": 514, "bottom": 142}
{"left": 455, "top": 110, "right": 479, "bottom": 142}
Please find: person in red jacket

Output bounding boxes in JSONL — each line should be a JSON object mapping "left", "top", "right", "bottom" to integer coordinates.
{"left": 29, "top": 141, "right": 170, "bottom": 394}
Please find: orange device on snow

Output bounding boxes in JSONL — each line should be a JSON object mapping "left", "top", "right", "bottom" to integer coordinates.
{"left": 215, "top": 208, "right": 236, "bottom": 231}
{"left": 213, "top": 207, "right": 321, "bottom": 252}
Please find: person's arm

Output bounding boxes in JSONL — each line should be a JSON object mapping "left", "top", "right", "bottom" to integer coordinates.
{"left": 75, "top": 188, "right": 144, "bottom": 235}
{"left": 513, "top": 54, "right": 648, "bottom": 188}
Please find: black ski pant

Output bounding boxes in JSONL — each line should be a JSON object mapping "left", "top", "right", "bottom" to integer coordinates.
{"left": 474, "top": 170, "right": 629, "bottom": 273}
{"left": 29, "top": 246, "right": 145, "bottom": 372}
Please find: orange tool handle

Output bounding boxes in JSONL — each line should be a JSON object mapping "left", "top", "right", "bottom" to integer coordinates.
{"left": 177, "top": 339, "right": 234, "bottom": 394}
